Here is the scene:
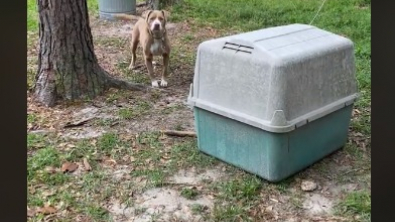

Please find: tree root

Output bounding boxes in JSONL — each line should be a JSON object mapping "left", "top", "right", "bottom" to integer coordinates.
{"left": 102, "top": 70, "right": 149, "bottom": 92}
{"left": 161, "top": 130, "right": 197, "bottom": 137}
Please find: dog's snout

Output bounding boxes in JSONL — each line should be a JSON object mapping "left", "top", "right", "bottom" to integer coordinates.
{"left": 154, "top": 23, "right": 160, "bottom": 29}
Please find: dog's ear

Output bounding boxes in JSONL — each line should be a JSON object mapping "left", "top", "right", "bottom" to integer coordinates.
{"left": 161, "top": 10, "right": 170, "bottom": 20}
{"left": 142, "top": 10, "right": 153, "bottom": 22}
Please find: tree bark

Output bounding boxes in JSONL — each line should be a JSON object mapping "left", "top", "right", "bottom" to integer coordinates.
{"left": 35, "top": 0, "right": 146, "bottom": 107}
{"left": 146, "top": 0, "right": 160, "bottom": 10}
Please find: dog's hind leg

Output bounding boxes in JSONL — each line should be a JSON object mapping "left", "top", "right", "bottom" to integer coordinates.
{"left": 129, "top": 38, "right": 139, "bottom": 70}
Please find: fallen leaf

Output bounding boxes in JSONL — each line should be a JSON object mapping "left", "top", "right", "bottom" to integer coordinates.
{"left": 44, "top": 166, "right": 58, "bottom": 174}
{"left": 37, "top": 206, "right": 57, "bottom": 215}
{"left": 58, "top": 143, "right": 67, "bottom": 148}
{"left": 130, "top": 156, "right": 136, "bottom": 162}
{"left": 103, "top": 158, "right": 117, "bottom": 166}
{"left": 67, "top": 144, "right": 76, "bottom": 148}
{"left": 27, "top": 208, "right": 35, "bottom": 217}
{"left": 61, "top": 162, "right": 79, "bottom": 173}
{"left": 83, "top": 158, "right": 92, "bottom": 171}
{"left": 265, "top": 206, "right": 273, "bottom": 212}
{"left": 56, "top": 201, "right": 65, "bottom": 209}
{"left": 124, "top": 174, "right": 132, "bottom": 180}
{"left": 90, "top": 139, "right": 97, "bottom": 146}
{"left": 270, "top": 198, "right": 279, "bottom": 203}
{"left": 122, "top": 155, "right": 130, "bottom": 162}
{"left": 162, "top": 155, "right": 170, "bottom": 160}
{"left": 354, "top": 132, "right": 364, "bottom": 137}
{"left": 42, "top": 190, "right": 56, "bottom": 198}
{"left": 29, "top": 186, "right": 37, "bottom": 195}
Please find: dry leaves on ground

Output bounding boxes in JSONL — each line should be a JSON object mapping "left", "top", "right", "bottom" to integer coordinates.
{"left": 61, "top": 162, "right": 79, "bottom": 173}
{"left": 301, "top": 180, "right": 318, "bottom": 192}
{"left": 83, "top": 158, "right": 92, "bottom": 171}
{"left": 36, "top": 205, "right": 57, "bottom": 215}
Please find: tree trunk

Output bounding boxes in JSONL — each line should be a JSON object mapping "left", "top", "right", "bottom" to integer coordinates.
{"left": 146, "top": 0, "right": 159, "bottom": 10}
{"left": 35, "top": 0, "right": 146, "bottom": 107}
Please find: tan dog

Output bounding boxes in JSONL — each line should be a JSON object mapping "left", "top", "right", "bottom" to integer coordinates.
{"left": 113, "top": 10, "right": 171, "bottom": 87}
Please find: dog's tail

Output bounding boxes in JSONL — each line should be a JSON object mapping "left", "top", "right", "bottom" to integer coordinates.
{"left": 112, "top": 14, "right": 141, "bottom": 21}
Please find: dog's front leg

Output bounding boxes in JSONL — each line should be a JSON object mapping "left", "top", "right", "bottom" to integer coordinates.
{"left": 144, "top": 55, "right": 158, "bottom": 87}
{"left": 160, "top": 53, "right": 170, "bottom": 87}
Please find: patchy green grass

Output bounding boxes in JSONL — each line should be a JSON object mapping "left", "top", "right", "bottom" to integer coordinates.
{"left": 27, "top": 132, "right": 135, "bottom": 220}
{"left": 27, "top": 133, "right": 47, "bottom": 150}
{"left": 174, "top": 123, "right": 184, "bottom": 131}
{"left": 335, "top": 190, "right": 371, "bottom": 221}
{"left": 104, "top": 92, "right": 154, "bottom": 118}
{"left": 95, "top": 36, "right": 127, "bottom": 49}
{"left": 191, "top": 203, "right": 208, "bottom": 214}
{"left": 180, "top": 187, "right": 199, "bottom": 199}
{"left": 169, "top": 140, "right": 217, "bottom": 170}
{"left": 114, "top": 60, "right": 155, "bottom": 85}
{"left": 218, "top": 176, "right": 262, "bottom": 201}
{"left": 118, "top": 108, "right": 134, "bottom": 120}
{"left": 181, "top": 34, "right": 195, "bottom": 43}
{"left": 27, "top": 0, "right": 370, "bottom": 221}
{"left": 95, "top": 118, "right": 119, "bottom": 127}
{"left": 28, "top": 0, "right": 99, "bottom": 32}
{"left": 87, "top": 0, "right": 99, "bottom": 16}
{"left": 27, "top": 0, "right": 38, "bottom": 32}
{"left": 104, "top": 90, "right": 131, "bottom": 104}
{"left": 129, "top": 132, "right": 216, "bottom": 189}
{"left": 27, "top": 113, "right": 38, "bottom": 124}
{"left": 161, "top": 103, "right": 184, "bottom": 115}
{"left": 27, "top": 147, "right": 63, "bottom": 183}
{"left": 85, "top": 205, "right": 111, "bottom": 221}
{"left": 212, "top": 204, "right": 251, "bottom": 222}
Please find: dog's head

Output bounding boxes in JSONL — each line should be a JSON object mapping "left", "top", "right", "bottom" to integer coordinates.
{"left": 142, "top": 10, "right": 170, "bottom": 33}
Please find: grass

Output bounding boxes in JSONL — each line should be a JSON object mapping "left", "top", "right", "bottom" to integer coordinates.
{"left": 27, "top": 0, "right": 370, "bottom": 221}
{"left": 27, "top": 133, "right": 47, "bottom": 150}
{"left": 169, "top": 140, "right": 217, "bottom": 169}
{"left": 27, "top": 113, "right": 38, "bottom": 124}
{"left": 335, "top": 190, "right": 371, "bottom": 221}
{"left": 191, "top": 204, "right": 208, "bottom": 214}
{"left": 95, "top": 36, "right": 127, "bottom": 48}
{"left": 161, "top": 103, "right": 184, "bottom": 115}
{"left": 27, "top": 132, "right": 134, "bottom": 220}
{"left": 216, "top": 175, "right": 262, "bottom": 201}
{"left": 180, "top": 187, "right": 199, "bottom": 199}
{"left": 28, "top": 0, "right": 98, "bottom": 32}
{"left": 212, "top": 204, "right": 251, "bottom": 222}
{"left": 27, "top": 0, "right": 38, "bottom": 32}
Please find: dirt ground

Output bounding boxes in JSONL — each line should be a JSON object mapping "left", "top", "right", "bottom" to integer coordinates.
{"left": 27, "top": 11, "right": 371, "bottom": 222}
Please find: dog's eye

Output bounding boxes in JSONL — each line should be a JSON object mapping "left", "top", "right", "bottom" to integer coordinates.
{"left": 158, "top": 17, "right": 164, "bottom": 21}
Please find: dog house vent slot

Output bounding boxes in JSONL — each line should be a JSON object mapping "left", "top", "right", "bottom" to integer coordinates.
{"left": 223, "top": 42, "right": 254, "bottom": 54}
